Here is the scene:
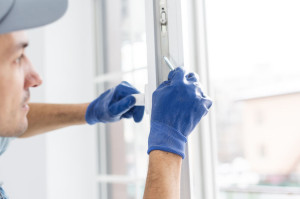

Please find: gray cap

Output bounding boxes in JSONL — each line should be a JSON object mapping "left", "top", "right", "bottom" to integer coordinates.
{"left": 0, "top": 0, "right": 68, "bottom": 34}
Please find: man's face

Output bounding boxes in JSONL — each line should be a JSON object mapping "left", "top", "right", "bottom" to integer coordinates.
{"left": 0, "top": 31, "right": 42, "bottom": 137}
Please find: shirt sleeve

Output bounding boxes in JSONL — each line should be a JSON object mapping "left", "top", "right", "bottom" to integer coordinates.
{"left": 0, "top": 137, "right": 13, "bottom": 156}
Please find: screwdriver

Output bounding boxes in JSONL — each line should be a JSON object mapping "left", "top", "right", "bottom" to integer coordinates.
{"left": 132, "top": 56, "right": 176, "bottom": 107}
{"left": 163, "top": 56, "right": 176, "bottom": 71}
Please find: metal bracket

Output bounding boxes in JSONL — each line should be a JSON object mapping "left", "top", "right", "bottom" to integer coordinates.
{"left": 160, "top": 1, "right": 168, "bottom": 27}
{"left": 157, "top": 0, "right": 171, "bottom": 83}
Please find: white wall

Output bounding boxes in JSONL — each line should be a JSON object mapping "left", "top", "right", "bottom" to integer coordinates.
{"left": 0, "top": 0, "right": 98, "bottom": 199}
{"left": 44, "top": 0, "right": 98, "bottom": 198}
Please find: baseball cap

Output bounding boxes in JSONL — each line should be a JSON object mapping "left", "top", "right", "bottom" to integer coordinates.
{"left": 0, "top": 0, "right": 68, "bottom": 34}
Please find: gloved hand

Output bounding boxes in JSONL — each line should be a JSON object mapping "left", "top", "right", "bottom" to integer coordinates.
{"left": 147, "top": 67, "right": 212, "bottom": 159}
{"left": 85, "top": 81, "right": 144, "bottom": 124}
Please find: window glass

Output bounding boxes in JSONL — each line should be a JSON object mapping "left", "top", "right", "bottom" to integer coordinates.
{"left": 206, "top": 0, "right": 300, "bottom": 198}
{"left": 96, "top": 0, "right": 148, "bottom": 198}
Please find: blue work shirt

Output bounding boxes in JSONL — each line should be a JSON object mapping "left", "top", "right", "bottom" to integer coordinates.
{"left": 0, "top": 187, "right": 8, "bottom": 199}
{"left": 0, "top": 137, "right": 11, "bottom": 156}
{"left": 0, "top": 137, "right": 11, "bottom": 199}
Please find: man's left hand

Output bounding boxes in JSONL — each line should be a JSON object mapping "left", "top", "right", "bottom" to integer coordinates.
{"left": 85, "top": 81, "right": 145, "bottom": 124}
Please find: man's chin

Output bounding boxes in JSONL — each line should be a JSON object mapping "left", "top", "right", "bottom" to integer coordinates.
{"left": 6, "top": 120, "right": 28, "bottom": 137}
{"left": 16, "top": 119, "right": 29, "bottom": 137}
{"left": 0, "top": 114, "right": 28, "bottom": 137}
{"left": 0, "top": 126, "right": 27, "bottom": 137}
{"left": 15, "top": 127, "right": 28, "bottom": 137}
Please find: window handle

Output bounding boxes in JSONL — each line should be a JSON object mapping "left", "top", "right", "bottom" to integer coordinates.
{"left": 132, "top": 93, "right": 145, "bottom": 106}
{"left": 132, "top": 84, "right": 151, "bottom": 114}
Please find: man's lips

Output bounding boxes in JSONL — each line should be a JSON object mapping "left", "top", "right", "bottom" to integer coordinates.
{"left": 22, "top": 103, "right": 30, "bottom": 111}
{"left": 22, "top": 92, "right": 30, "bottom": 111}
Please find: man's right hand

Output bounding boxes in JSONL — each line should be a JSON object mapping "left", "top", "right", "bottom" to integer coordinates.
{"left": 147, "top": 67, "right": 212, "bottom": 159}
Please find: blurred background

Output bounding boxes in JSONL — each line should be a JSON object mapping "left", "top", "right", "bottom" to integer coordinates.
{"left": 0, "top": 0, "right": 299, "bottom": 199}
{"left": 207, "top": 0, "right": 300, "bottom": 198}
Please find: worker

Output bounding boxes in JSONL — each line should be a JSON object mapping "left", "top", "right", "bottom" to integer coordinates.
{"left": 0, "top": 0, "right": 212, "bottom": 199}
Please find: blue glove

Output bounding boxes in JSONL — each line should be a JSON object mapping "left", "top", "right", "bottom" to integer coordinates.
{"left": 147, "top": 67, "right": 212, "bottom": 159}
{"left": 85, "top": 81, "right": 145, "bottom": 124}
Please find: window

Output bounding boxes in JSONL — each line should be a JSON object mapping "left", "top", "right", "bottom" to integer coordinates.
{"left": 94, "top": 0, "right": 300, "bottom": 199}
{"left": 95, "top": 0, "right": 192, "bottom": 198}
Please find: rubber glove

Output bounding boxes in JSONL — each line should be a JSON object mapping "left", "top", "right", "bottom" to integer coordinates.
{"left": 147, "top": 67, "right": 212, "bottom": 159}
{"left": 85, "top": 81, "right": 144, "bottom": 124}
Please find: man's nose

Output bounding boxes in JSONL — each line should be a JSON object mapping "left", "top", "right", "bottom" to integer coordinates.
{"left": 27, "top": 70, "right": 43, "bottom": 88}
{"left": 24, "top": 58, "right": 43, "bottom": 88}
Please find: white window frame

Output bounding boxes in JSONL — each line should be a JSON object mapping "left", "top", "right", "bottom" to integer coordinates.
{"left": 145, "top": 0, "right": 217, "bottom": 198}
{"left": 94, "top": 0, "right": 217, "bottom": 198}
{"left": 145, "top": 0, "right": 192, "bottom": 198}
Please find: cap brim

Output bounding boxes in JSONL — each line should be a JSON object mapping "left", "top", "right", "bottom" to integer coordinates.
{"left": 0, "top": 0, "right": 68, "bottom": 34}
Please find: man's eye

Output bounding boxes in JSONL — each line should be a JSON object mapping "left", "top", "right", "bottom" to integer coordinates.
{"left": 15, "top": 55, "right": 24, "bottom": 65}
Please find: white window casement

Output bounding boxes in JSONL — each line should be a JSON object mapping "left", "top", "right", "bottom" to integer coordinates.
{"left": 93, "top": 0, "right": 217, "bottom": 198}
{"left": 144, "top": 0, "right": 216, "bottom": 199}
{"left": 93, "top": 0, "right": 203, "bottom": 198}
{"left": 94, "top": 0, "right": 216, "bottom": 198}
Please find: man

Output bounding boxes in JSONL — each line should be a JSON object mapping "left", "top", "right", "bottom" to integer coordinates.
{"left": 0, "top": 0, "right": 212, "bottom": 199}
